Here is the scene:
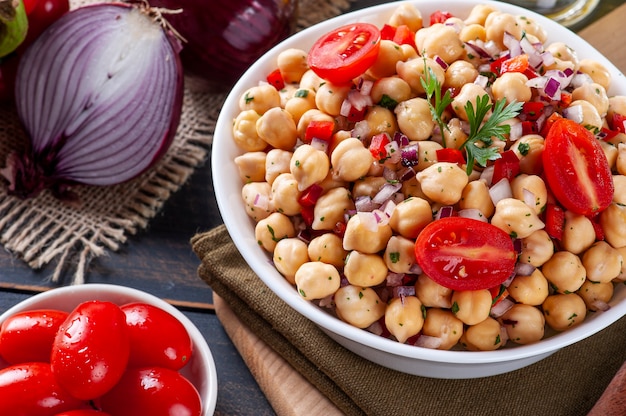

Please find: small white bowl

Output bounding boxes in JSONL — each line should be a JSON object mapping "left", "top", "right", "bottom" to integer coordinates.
{"left": 0, "top": 283, "right": 218, "bottom": 415}
{"left": 213, "top": 0, "right": 626, "bottom": 379}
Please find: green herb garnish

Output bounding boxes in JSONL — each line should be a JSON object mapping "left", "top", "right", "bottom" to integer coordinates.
{"left": 421, "top": 59, "right": 453, "bottom": 144}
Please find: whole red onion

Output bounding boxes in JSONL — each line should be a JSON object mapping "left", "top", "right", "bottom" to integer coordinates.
{"left": 150, "top": 0, "right": 299, "bottom": 90}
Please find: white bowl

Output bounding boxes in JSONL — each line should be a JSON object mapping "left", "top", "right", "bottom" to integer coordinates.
{"left": 213, "top": 0, "right": 626, "bottom": 378}
{"left": 0, "top": 283, "right": 218, "bottom": 414}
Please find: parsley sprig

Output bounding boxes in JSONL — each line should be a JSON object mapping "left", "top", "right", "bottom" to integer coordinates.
{"left": 420, "top": 60, "right": 453, "bottom": 143}
{"left": 462, "top": 95, "right": 523, "bottom": 175}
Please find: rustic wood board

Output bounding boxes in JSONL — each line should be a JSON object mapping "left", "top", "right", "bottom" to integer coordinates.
{"left": 214, "top": 5, "right": 626, "bottom": 415}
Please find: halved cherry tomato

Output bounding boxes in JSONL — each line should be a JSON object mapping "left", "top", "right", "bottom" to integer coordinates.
{"left": 542, "top": 118, "right": 614, "bottom": 216}
{"left": 54, "top": 410, "right": 112, "bottom": 416}
{"left": 307, "top": 23, "right": 381, "bottom": 85}
{"left": 0, "top": 309, "right": 68, "bottom": 364}
{"left": 544, "top": 203, "right": 565, "bottom": 241}
{"left": 96, "top": 367, "right": 202, "bottom": 416}
{"left": 51, "top": 301, "right": 130, "bottom": 400}
{"left": 0, "top": 362, "right": 85, "bottom": 415}
{"left": 121, "top": 302, "right": 193, "bottom": 371}
{"left": 414, "top": 217, "right": 517, "bottom": 291}
{"left": 609, "top": 113, "right": 626, "bottom": 133}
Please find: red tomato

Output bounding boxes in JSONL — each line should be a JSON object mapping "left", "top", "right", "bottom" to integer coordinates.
{"left": 414, "top": 217, "right": 517, "bottom": 291}
{"left": 307, "top": 23, "right": 381, "bottom": 85}
{"left": 96, "top": 367, "right": 202, "bottom": 416}
{"left": 50, "top": 301, "right": 130, "bottom": 400}
{"left": 0, "top": 309, "right": 68, "bottom": 364}
{"left": 121, "top": 303, "right": 193, "bottom": 371}
{"left": 542, "top": 118, "right": 614, "bottom": 216}
{"left": 54, "top": 411, "right": 111, "bottom": 416}
{"left": 0, "top": 362, "right": 85, "bottom": 416}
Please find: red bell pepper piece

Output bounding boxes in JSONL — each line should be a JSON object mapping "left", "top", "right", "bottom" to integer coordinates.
{"left": 492, "top": 150, "right": 520, "bottom": 183}
{"left": 369, "top": 133, "right": 391, "bottom": 161}
{"left": 544, "top": 203, "right": 565, "bottom": 241}
{"left": 304, "top": 120, "right": 335, "bottom": 143}
{"left": 429, "top": 10, "right": 453, "bottom": 25}
{"left": 298, "top": 184, "right": 324, "bottom": 207}
{"left": 266, "top": 68, "right": 285, "bottom": 90}
{"left": 436, "top": 148, "right": 465, "bottom": 165}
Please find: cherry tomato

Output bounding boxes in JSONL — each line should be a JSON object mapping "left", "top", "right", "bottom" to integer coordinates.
{"left": 96, "top": 367, "right": 202, "bottom": 416}
{"left": 50, "top": 301, "right": 130, "bottom": 400}
{"left": 414, "top": 217, "right": 517, "bottom": 291}
{"left": 22, "top": 0, "right": 70, "bottom": 47}
{"left": 121, "top": 302, "right": 193, "bottom": 371}
{"left": 542, "top": 118, "right": 614, "bottom": 216}
{"left": 0, "top": 362, "right": 85, "bottom": 416}
{"left": 54, "top": 410, "right": 112, "bottom": 416}
{"left": 307, "top": 23, "right": 380, "bottom": 85}
{"left": 0, "top": 309, "right": 68, "bottom": 364}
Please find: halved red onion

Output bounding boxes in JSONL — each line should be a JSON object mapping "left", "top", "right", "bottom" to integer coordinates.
{"left": 5, "top": 3, "right": 183, "bottom": 199}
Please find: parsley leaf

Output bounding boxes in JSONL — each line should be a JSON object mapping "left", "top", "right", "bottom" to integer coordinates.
{"left": 462, "top": 95, "right": 523, "bottom": 175}
{"left": 420, "top": 60, "right": 453, "bottom": 145}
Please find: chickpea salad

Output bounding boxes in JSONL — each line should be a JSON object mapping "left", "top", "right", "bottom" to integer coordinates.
{"left": 230, "top": 3, "right": 626, "bottom": 351}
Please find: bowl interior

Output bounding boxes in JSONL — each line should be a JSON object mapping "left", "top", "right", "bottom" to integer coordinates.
{"left": 0, "top": 283, "right": 218, "bottom": 415}
{"left": 213, "top": 0, "right": 626, "bottom": 377}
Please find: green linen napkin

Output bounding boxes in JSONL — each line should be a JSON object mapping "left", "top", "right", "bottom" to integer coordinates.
{"left": 191, "top": 225, "right": 626, "bottom": 416}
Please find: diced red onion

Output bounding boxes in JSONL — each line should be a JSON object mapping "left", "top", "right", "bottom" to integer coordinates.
{"left": 474, "top": 74, "right": 489, "bottom": 89}
{"left": 357, "top": 211, "right": 379, "bottom": 232}
{"left": 351, "top": 120, "right": 371, "bottom": 140}
{"left": 435, "top": 205, "right": 455, "bottom": 220}
{"left": 311, "top": 137, "right": 329, "bottom": 153}
{"left": 355, "top": 195, "right": 378, "bottom": 212}
{"left": 503, "top": 31, "right": 521, "bottom": 57}
{"left": 515, "top": 261, "right": 536, "bottom": 276}
{"left": 543, "top": 77, "right": 562, "bottom": 100}
{"left": 513, "top": 238, "right": 523, "bottom": 254}
{"left": 393, "top": 131, "right": 410, "bottom": 147}
{"left": 372, "top": 182, "right": 402, "bottom": 204}
{"left": 526, "top": 76, "right": 548, "bottom": 90}
{"left": 382, "top": 166, "right": 397, "bottom": 181}
{"left": 372, "top": 208, "right": 390, "bottom": 226}
{"left": 254, "top": 193, "right": 270, "bottom": 211}
{"left": 522, "top": 188, "right": 536, "bottom": 209}
{"left": 509, "top": 121, "right": 523, "bottom": 141}
{"left": 434, "top": 55, "right": 449, "bottom": 70}
{"left": 458, "top": 208, "right": 487, "bottom": 222}
{"left": 409, "top": 263, "right": 423, "bottom": 275}
{"left": 414, "top": 335, "right": 443, "bottom": 349}
{"left": 8, "top": 3, "right": 183, "bottom": 198}
{"left": 520, "top": 36, "right": 543, "bottom": 68}
{"left": 392, "top": 285, "right": 416, "bottom": 299}
{"left": 540, "top": 51, "right": 555, "bottom": 67}
{"left": 490, "top": 298, "right": 515, "bottom": 318}
{"left": 401, "top": 143, "right": 420, "bottom": 167}
{"left": 385, "top": 141, "right": 401, "bottom": 164}
{"left": 563, "top": 105, "right": 584, "bottom": 124}
{"left": 347, "top": 89, "right": 373, "bottom": 111}
{"left": 590, "top": 300, "right": 611, "bottom": 312}
{"left": 366, "top": 320, "right": 384, "bottom": 336}
{"left": 570, "top": 72, "right": 594, "bottom": 89}
{"left": 340, "top": 98, "right": 352, "bottom": 117}
{"left": 386, "top": 272, "right": 405, "bottom": 287}
{"left": 397, "top": 166, "right": 415, "bottom": 182}
{"left": 359, "top": 79, "right": 374, "bottom": 96}
{"left": 380, "top": 199, "right": 397, "bottom": 218}
{"left": 489, "top": 178, "right": 513, "bottom": 206}
{"left": 480, "top": 165, "right": 495, "bottom": 186}
{"left": 318, "top": 294, "right": 334, "bottom": 308}
{"left": 483, "top": 40, "right": 502, "bottom": 57}
{"left": 464, "top": 41, "right": 492, "bottom": 60}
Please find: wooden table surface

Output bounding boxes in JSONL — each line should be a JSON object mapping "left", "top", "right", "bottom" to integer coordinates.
{"left": 0, "top": 1, "right": 623, "bottom": 415}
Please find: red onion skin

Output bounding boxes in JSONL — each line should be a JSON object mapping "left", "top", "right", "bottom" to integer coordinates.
{"left": 149, "top": 0, "right": 299, "bottom": 90}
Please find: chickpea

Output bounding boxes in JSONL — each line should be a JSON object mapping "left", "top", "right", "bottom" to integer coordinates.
{"left": 451, "top": 289, "right": 492, "bottom": 326}
{"left": 500, "top": 304, "right": 545, "bottom": 345}
{"left": 567, "top": 100, "right": 603, "bottom": 133}
{"left": 519, "top": 230, "right": 554, "bottom": 267}
{"left": 389, "top": 197, "right": 432, "bottom": 239}
{"left": 255, "top": 212, "right": 296, "bottom": 252}
{"left": 256, "top": 107, "right": 297, "bottom": 150}
{"left": 330, "top": 138, "right": 374, "bottom": 182}
{"left": 451, "top": 83, "right": 490, "bottom": 121}
{"left": 511, "top": 174, "right": 547, "bottom": 215}
{"left": 460, "top": 317, "right": 506, "bottom": 351}
{"left": 542, "top": 293, "right": 587, "bottom": 331}
{"left": 415, "top": 23, "right": 464, "bottom": 64}
{"left": 491, "top": 72, "right": 532, "bottom": 105}
{"left": 491, "top": 198, "right": 545, "bottom": 239}
{"left": 277, "top": 48, "right": 308, "bottom": 84}
{"left": 299, "top": 69, "right": 324, "bottom": 92}
{"left": 516, "top": 15, "right": 547, "bottom": 43}
{"left": 235, "top": 151, "right": 267, "bottom": 183}
{"left": 541, "top": 251, "right": 586, "bottom": 294}
{"left": 295, "top": 261, "right": 341, "bottom": 300}
{"left": 367, "top": 40, "right": 406, "bottom": 79}
{"left": 444, "top": 60, "right": 479, "bottom": 91}
{"left": 307, "top": 233, "right": 348, "bottom": 268}
{"left": 459, "top": 23, "right": 486, "bottom": 43}
{"left": 273, "top": 238, "right": 310, "bottom": 284}
{"left": 464, "top": 4, "right": 497, "bottom": 25}
{"left": 395, "top": 98, "right": 435, "bottom": 142}
{"left": 315, "top": 81, "right": 351, "bottom": 117}
{"left": 577, "top": 279, "right": 615, "bottom": 312}
{"left": 607, "top": 96, "right": 626, "bottom": 125}
{"left": 270, "top": 173, "right": 301, "bottom": 216}
{"left": 617, "top": 246, "right": 626, "bottom": 283}
{"left": 507, "top": 268, "right": 549, "bottom": 306}
{"left": 290, "top": 144, "right": 329, "bottom": 191}
{"left": 546, "top": 42, "right": 579, "bottom": 69}
{"left": 396, "top": 57, "right": 445, "bottom": 95}
{"left": 370, "top": 77, "right": 412, "bottom": 108}
{"left": 582, "top": 241, "right": 623, "bottom": 283}
{"left": 617, "top": 143, "right": 626, "bottom": 176}
{"left": 296, "top": 109, "right": 334, "bottom": 139}
{"left": 415, "top": 274, "right": 453, "bottom": 308}
{"left": 388, "top": 2, "right": 423, "bottom": 31}
{"left": 343, "top": 213, "right": 393, "bottom": 253}
{"left": 510, "top": 134, "right": 545, "bottom": 175}
{"left": 238, "top": 84, "right": 281, "bottom": 114}
{"left": 384, "top": 235, "right": 417, "bottom": 274}
{"left": 278, "top": 84, "right": 298, "bottom": 107}
{"left": 365, "top": 106, "right": 398, "bottom": 137}
{"left": 312, "top": 187, "right": 354, "bottom": 231}
{"left": 265, "top": 149, "right": 293, "bottom": 185}
{"left": 572, "top": 83, "right": 609, "bottom": 117}
{"left": 232, "top": 110, "right": 266, "bottom": 152}
{"left": 242, "top": 181, "right": 273, "bottom": 222}
{"left": 416, "top": 162, "right": 469, "bottom": 205}
{"left": 578, "top": 59, "right": 611, "bottom": 90}
{"left": 442, "top": 118, "right": 469, "bottom": 150}
{"left": 284, "top": 89, "right": 317, "bottom": 124}
{"left": 422, "top": 308, "right": 463, "bottom": 350}
{"left": 352, "top": 176, "right": 388, "bottom": 199}
{"left": 399, "top": 43, "right": 419, "bottom": 61}
{"left": 402, "top": 175, "right": 428, "bottom": 199}
{"left": 334, "top": 285, "right": 386, "bottom": 328}
{"left": 485, "top": 12, "right": 523, "bottom": 50}
{"left": 561, "top": 210, "right": 596, "bottom": 254}
{"left": 460, "top": 180, "right": 495, "bottom": 218}
{"left": 344, "top": 250, "right": 388, "bottom": 287}
{"left": 601, "top": 141, "right": 619, "bottom": 169}
{"left": 385, "top": 296, "right": 425, "bottom": 343}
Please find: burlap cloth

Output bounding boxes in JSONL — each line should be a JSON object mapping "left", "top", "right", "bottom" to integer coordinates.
{"left": 191, "top": 224, "right": 626, "bottom": 416}
{"left": 0, "top": 0, "right": 355, "bottom": 284}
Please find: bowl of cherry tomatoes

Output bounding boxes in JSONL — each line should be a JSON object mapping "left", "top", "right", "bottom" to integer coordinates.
{"left": 0, "top": 283, "right": 218, "bottom": 415}
{"left": 213, "top": 0, "right": 626, "bottom": 378}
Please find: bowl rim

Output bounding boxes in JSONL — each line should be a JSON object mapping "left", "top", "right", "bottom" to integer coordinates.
{"left": 213, "top": 0, "right": 626, "bottom": 368}
{"left": 0, "top": 283, "right": 218, "bottom": 415}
